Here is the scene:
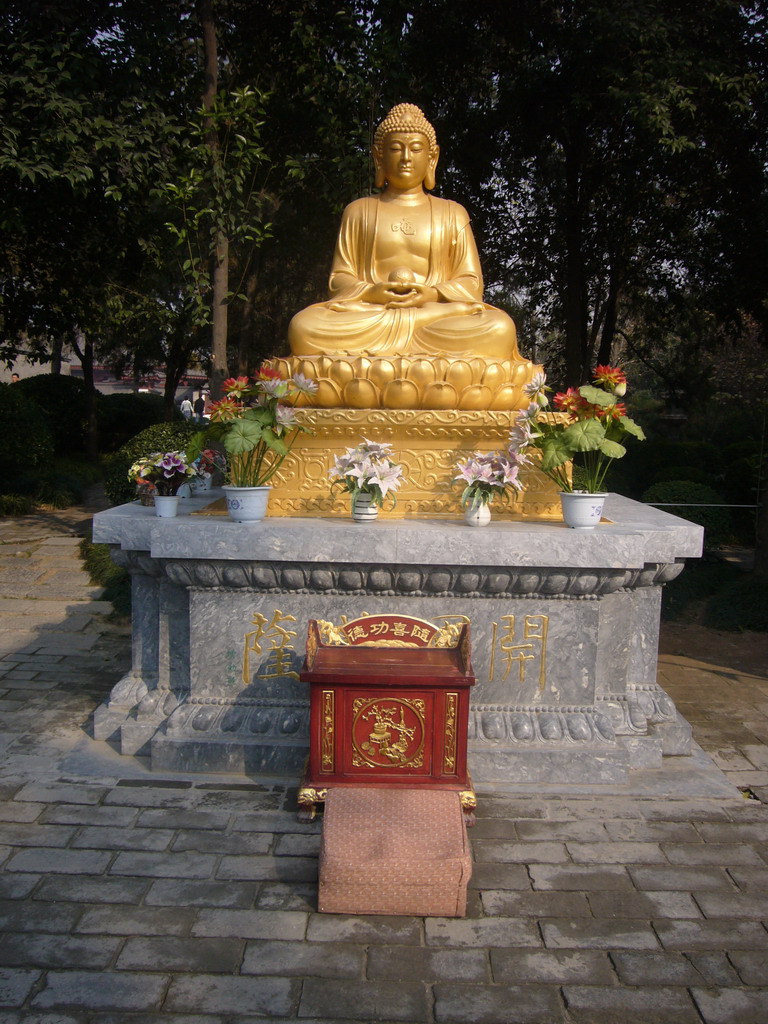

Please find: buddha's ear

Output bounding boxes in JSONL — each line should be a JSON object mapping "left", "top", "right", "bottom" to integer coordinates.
{"left": 372, "top": 147, "right": 385, "bottom": 189}
{"left": 424, "top": 144, "right": 440, "bottom": 191}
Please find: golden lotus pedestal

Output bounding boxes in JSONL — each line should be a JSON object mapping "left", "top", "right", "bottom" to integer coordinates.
{"left": 267, "top": 408, "right": 562, "bottom": 520}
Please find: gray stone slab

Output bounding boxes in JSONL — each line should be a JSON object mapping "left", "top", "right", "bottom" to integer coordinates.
{"left": 31, "top": 971, "right": 169, "bottom": 1012}
{"left": 0, "top": 933, "right": 119, "bottom": 969}
{"left": 299, "top": 978, "right": 428, "bottom": 1022}
{"left": 562, "top": 985, "right": 700, "bottom": 1023}
{"left": 191, "top": 909, "right": 307, "bottom": 941}
{"left": 425, "top": 917, "right": 541, "bottom": 948}
{"left": 654, "top": 919, "right": 768, "bottom": 950}
{"left": 242, "top": 939, "right": 363, "bottom": 978}
{"left": 541, "top": 919, "right": 659, "bottom": 950}
{"left": 691, "top": 988, "right": 768, "bottom": 1024}
{"left": 490, "top": 948, "right": 615, "bottom": 984}
{"left": 0, "top": 968, "right": 41, "bottom": 1009}
{"left": 306, "top": 915, "right": 421, "bottom": 944}
{"left": 433, "top": 983, "right": 564, "bottom": 1024}
{"left": 164, "top": 975, "right": 297, "bottom": 1016}
{"left": 75, "top": 906, "right": 195, "bottom": 936}
{"left": 145, "top": 878, "right": 258, "bottom": 909}
{"left": 116, "top": 936, "right": 243, "bottom": 972}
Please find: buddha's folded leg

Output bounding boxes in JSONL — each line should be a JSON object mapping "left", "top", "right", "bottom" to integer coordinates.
{"left": 411, "top": 305, "right": 519, "bottom": 360}
{"left": 288, "top": 302, "right": 415, "bottom": 355}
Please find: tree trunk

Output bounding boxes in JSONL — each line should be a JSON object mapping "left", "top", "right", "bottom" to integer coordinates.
{"left": 198, "top": 0, "right": 229, "bottom": 400}
{"left": 754, "top": 445, "right": 768, "bottom": 577}
{"left": 596, "top": 268, "right": 620, "bottom": 368}
{"left": 50, "top": 335, "right": 63, "bottom": 374}
{"left": 563, "top": 144, "right": 587, "bottom": 387}
{"left": 71, "top": 328, "right": 99, "bottom": 460}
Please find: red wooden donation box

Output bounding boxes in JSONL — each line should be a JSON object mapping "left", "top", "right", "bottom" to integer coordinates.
{"left": 298, "top": 614, "right": 476, "bottom": 821}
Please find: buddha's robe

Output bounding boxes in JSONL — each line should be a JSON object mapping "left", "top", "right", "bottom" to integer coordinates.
{"left": 288, "top": 195, "right": 519, "bottom": 359}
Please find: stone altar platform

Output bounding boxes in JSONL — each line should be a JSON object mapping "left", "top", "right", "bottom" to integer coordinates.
{"left": 92, "top": 493, "right": 703, "bottom": 787}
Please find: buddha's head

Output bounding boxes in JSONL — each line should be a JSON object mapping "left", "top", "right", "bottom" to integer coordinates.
{"left": 373, "top": 103, "right": 439, "bottom": 192}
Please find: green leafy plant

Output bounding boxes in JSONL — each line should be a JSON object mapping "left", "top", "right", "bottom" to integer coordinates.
{"left": 104, "top": 421, "right": 199, "bottom": 506}
{"left": 189, "top": 370, "right": 315, "bottom": 487}
{"left": 512, "top": 367, "right": 646, "bottom": 493}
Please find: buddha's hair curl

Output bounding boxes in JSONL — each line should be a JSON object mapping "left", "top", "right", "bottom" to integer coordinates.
{"left": 374, "top": 103, "right": 437, "bottom": 151}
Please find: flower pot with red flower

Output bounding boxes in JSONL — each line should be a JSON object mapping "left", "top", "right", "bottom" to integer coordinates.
{"left": 509, "top": 367, "right": 646, "bottom": 529}
{"left": 189, "top": 369, "right": 316, "bottom": 523}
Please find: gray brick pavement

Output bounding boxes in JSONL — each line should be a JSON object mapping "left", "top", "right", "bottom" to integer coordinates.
{"left": 1, "top": 507, "right": 768, "bottom": 1022}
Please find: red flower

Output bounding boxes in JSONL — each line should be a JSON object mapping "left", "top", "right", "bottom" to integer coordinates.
{"left": 594, "top": 365, "right": 627, "bottom": 395}
{"left": 255, "top": 366, "right": 282, "bottom": 381}
{"left": 209, "top": 397, "right": 243, "bottom": 422}
{"left": 223, "top": 376, "right": 250, "bottom": 397}
{"left": 553, "top": 388, "right": 588, "bottom": 417}
{"left": 597, "top": 401, "right": 628, "bottom": 422}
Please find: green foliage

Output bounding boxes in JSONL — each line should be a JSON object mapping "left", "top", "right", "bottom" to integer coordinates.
{"left": 97, "top": 392, "right": 168, "bottom": 453}
{"left": 104, "top": 421, "right": 199, "bottom": 507}
{"left": 79, "top": 531, "right": 130, "bottom": 619}
{"left": 16, "top": 374, "right": 90, "bottom": 454}
{"left": 703, "top": 574, "right": 768, "bottom": 632}
{"left": 661, "top": 558, "right": 768, "bottom": 632}
{"left": 642, "top": 480, "right": 732, "bottom": 548}
{"left": 0, "top": 493, "right": 35, "bottom": 515}
{"left": 0, "top": 382, "right": 53, "bottom": 482}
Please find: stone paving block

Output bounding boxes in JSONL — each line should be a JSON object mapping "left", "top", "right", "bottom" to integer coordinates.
{"left": 273, "top": 833, "right": 322, "bottom": 857}
{"left": 541, "top": 919, "right": 659, "bottom": 950}
{"left": 655, "top": 918, "right": 768, "bottom": 950}
{"left": 367, "top": 946, "right": 490, "bottom": 983}
{"left": 691, "top": 987, "right": 768, "bottom": 1024}
{"left": 0, "top": 875, "right": 38, "bottom": 900}
{"left": 696, "top": 822, "right": 768, "bottom": 842}
{"left": 0, "top": 823, "right": 74, "bottom": 848}
{"left": 642, "top": 803, "right": 732, "bottom": 822}
{"left": 610, "top": 951, "right": 702, "bottom": 984}
{"left": 137, "top": 808, "right": 232, "bottom": 830}
{"left": 566, "top": 840, "right": 667, "bottom": 864}
{"left": 15, "top": 783, "right": 106, "bottom": 806}
{"left": 728, "top": 950, "right": 768, "bottom": 985}
{"left": 587, "top": 890, "right": 702, "bottom": 919}
{"left": 171, "top": 829, "right": 272, "bottom": 855}
{"left": 629, "top": 865, "right": 735, "bottom": 890}
{"left": 76, "top": 906, "right": 195, "bottom": 936}
{"left": 467, "top": 863, "right": 532, "bottom": 890}
{"left": 471, "top": 840, "right": 568, "bottom": 864}
{"left": 433, "top": 982, "right": 563, "bottom": 1024}
{"left": 109, "top": 850, "right": 216, "bottom": 878}
{"left": 103, "top": 789, "right": 197, "bottom": 810}
{"left": 165, "top": 975, "right": 297, "bottom": 1016}
{"left": 255, "top": 882, "right": 318, "bottom": 912}
{"left": 92, "top": 1016, "right": 224, "bottom": 1024}
{"left": 425, "top": 917, "right": 541, "bottom": 949}
{"left": 684, "top": 952, "right": 742, "bottom": 986}
{"left": 694, "top": 892, "right": 768, "bottom": 918}
{"left": 0, "top": 1012, "right": 82, "bottom": 1024}
{"left": 6, "top": 847, "right": 111, "bottom": 875}
{"left": 31, "top": 970, "right": 169, "bottom": 1012}
{"left": 515, "top": 819, "right": 610, "bottom": 841}
{"left": 662, "top": 842, "right": 765, "bottom": 866}
{"left": 192, "top": 909, "right": 307, "bottom": 941}
{"left": 145, "top": 878, "right": 258, "bottom": 909}
{"left": 34, "top": 875, "right": 149, "bottom": 905}
{"left": 0, "top": 803, "right": 44, "bottom": 823}
{"left": 480, "top": 890, "right": 591, "bottom": 918}
{"left": 0, "top": 901, "right": 80, "bottom": 934}
{"left": 529, "top": 864, "right": 634, "bottom": 891}
{"left": 605, "top": 819, "right": 702, "bottom": 841}
{"left": 562, "top": 984, "right": 700, "bottom": 1022}
{"left": 299, "top": 978, "right": 427, "bottom": 1021}
{"left": 116, "top": 936, "right": 243, "bottom": 973}
{"left": 466, "top": 817, "right": 519, "bottom": 839}
{"left": 71, "top": 826, "right": 174, "bottom": 852}
{"left": 242, "top": 939, "right": 363, "bottom": 979}
{"left": 0, "top": 968, "right": 41, "bottom": 1009}
{"left": 727, "top": 867, "right": 768, "bottom": 890}
{"left": 232, "top": 810, "right": 322, "bottom": 834}
{"left": 0, "top": 933, "right": 119, "bottom": 969}
{"left": 491, "top": 948, "right": 615, "bottom": 985}
{"left": 475, "top": 797, "right": 548, "bottom": 820}
{"left": 217, "top": 855, "right": 317, "bottom": 882}
{"left": 306, "top": 915, "right": 421, "bottom": 945}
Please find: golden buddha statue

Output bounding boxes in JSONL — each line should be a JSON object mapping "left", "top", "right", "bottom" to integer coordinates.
{"left": 270, "top": 103, "right": 540, "bottom": 412}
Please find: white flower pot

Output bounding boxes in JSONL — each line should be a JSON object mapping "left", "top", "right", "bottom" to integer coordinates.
{"left": 464, "top": 502, "right": 492, "bottom": 527}
{"left": 154, "top": 495, "right": 179, "bottom": 518}
{"left": 560, "top": 491, "right": 607, "bottom": 530}
{"left": 223, "top": 485, "right": 271, "bottom": 523}
{"left": 352, "top": 493, "right": 379, "bottom": 523}
{"left": 190, "top": 473, "right": 212, "bottom": 493}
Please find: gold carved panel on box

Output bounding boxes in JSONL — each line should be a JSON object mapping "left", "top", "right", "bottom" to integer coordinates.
{"left": 266, "top": 408, "right": 563, "bottom": 520}
{"left": 351, "top": 697, "right": 426, "bottom": 769}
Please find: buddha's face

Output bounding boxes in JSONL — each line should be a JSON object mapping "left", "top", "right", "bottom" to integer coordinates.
{"left": 377, "top": 131, "right": 438, "bottom": 191}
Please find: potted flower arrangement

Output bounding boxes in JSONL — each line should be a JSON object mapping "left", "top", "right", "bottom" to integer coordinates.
{"left": 189, "top": 369, "right": 316, "bottom": 522}
{"left": 190, "top": 447, "right": 227, "bottom": 492}
{"left": 454, "top": 449, "right": 527, "bottom": 526}
{"left": 328, "top": 438, "right": 405, "bottom": 522}
{"left": 511, "top": 366, "right": 646, "bottom": 529}
{"left": 127, "top": 451, "right": 197, "bottom": 517}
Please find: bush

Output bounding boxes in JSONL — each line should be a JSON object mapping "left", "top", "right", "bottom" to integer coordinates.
{"left": 97, "top": 392, "right": 170, "bottom": 453}
{"left": 80, "top": 532, "right": 131, "bottom": 618}
{"left": 16, "top": 374, "right": 91, "bottom": 454}
{"left": 104, "top": 420, "right": 199, "bottom": 506}
{"left": 0, "top": 383, "right": 54, "bottom": 483}
{"left": 642, "top": 480, "right": 732, "bottom": 548}
{"left": 0, "top": 493, "right": 35, "bottom": 515}
{"left": 703, "top": 574, "right": 768, "bottom": 631}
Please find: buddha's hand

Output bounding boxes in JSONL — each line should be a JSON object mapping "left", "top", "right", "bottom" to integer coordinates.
{"left": 362, "top": 282, "right": 440, "bottom": 308}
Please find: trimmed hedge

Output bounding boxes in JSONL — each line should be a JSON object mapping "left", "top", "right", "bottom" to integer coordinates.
{"left": 104, "top": 421, "right": 199, "bottom": 506}
{"left": 642, "top": 479, "right": 732, "bottom": 548}
{"left": 0, "top": 383, "right": 54, "bottom": 480}
{"left": 16, "top": 374, "right": 90, "bottom": 454}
